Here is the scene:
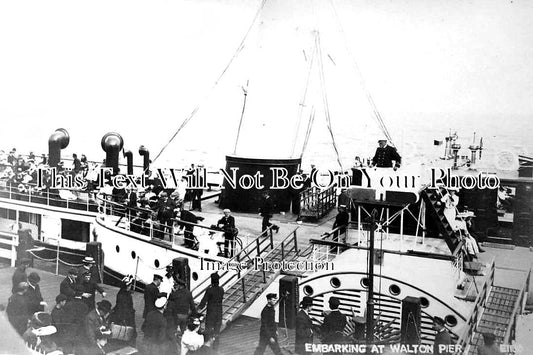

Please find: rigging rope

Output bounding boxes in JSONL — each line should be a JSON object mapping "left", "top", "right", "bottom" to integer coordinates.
{"left": 233, "top": 80, "right": 249, "bottom": 154}
{"left": 153, "top": 0, "right": 269, "bottom": 163}
{"left": 327, "top": 0, "right": 395, "bottom": 147}
{"left": 291, "top": 46, "right": 317, "bottom": 157}
{"left": 300, "top": 107, "right": 316, "bottom": 160}
{"left": 316, "top": 32, "right": 344, "bottom": 170}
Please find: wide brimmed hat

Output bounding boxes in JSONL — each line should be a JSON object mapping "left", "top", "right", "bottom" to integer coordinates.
{"left": 34, "top": 325, "right": 57, "bottom": 337}
{"left": 82, "top": 256, "right": 96, "bottom": 264}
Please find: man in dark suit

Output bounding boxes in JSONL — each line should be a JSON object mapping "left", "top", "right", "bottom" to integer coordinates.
{"left": 253, "top": 293, "right": 283, "bottom": 355}
{"left": 259, "top": 191, "right": 279, "bottom": 233}
{"left": 25, "top": 272, "right": 46, "bottom": 315}
{"left": 332, "top": 205, "right": 349, "bottom": 244}
{"left": 11, "top": 257, "right": 30, "bottom": 294}
{"left": 433, "top": 316, "right": 452, "bottom": 355}
{"left": 217, "top": 209, "right": 237, "bottom": 258}
{"left": 62, "top": 293, "right": 89, "bottom": 353}
{"left": 81, "top": 300, "right": 112, "bottom": 355}
{"left": 295, "top": 296, "right": 314, "bottom": 354}
{"left": 143, "top": 274, "right": 165, "bottom": 321}
{"left": 199, "top": 273, "right": 224, "bottom": 351}
{"left": 371, "top": 139, "right": 401, "bottom": 169}
{"left": 178, "top": 208, "right": 204, "bottom": 249}
{"left": 77, "top": 256, "right": 101, "bottom": 284}
{"left": 60, "top": 268, "right": 79, "bottom": 300}
{"left": 320, "top": 297, "right": 346, "bottom": 344}
{"left": 6, "top": 282, "right": 31, "bottom": 335}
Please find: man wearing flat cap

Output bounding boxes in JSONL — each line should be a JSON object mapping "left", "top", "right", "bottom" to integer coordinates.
{"left": 295, "top": 296, "right": 314, "bottom": 354}
{"left": 253, "top": 293, "right": 283, "bottom": 355}
{"left": 371, "top": 139, "right": 401, "bottom": 169}
{"left": 433, "top": 316, "right": 452, "bottom": 354}
{"left": 321, "top": 297, "right": 346, "bottom": 344}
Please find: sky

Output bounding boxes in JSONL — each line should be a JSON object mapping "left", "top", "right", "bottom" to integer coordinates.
{"left": 0, "top": 0, "right": 532, "bottom": 170}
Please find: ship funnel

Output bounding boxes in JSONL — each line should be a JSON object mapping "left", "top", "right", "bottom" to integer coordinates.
{"left": 101, "top": 132, "right": 124, "bottom": 174}
{"left": 139, "top": 145, "right": 150, "bottom": 173}
{"left": 123, "top": 149, "right": 134, "bottom": 175}
{"left": 48, "top": 128, "right": 70, "bottom": 168}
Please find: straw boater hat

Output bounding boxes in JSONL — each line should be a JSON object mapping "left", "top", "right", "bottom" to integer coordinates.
{"left": 82, "top": 256, "right": 96, "bottom": 264}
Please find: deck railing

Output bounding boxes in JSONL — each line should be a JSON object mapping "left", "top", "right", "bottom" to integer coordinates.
{"left": 299, "top": 186, "right": 337, "bottom": 220}
{"left": 97, "top": 194, "right": 244, "bottom": 256}
{"left": 0, "top": 179, "right": 98, "bottom": 213}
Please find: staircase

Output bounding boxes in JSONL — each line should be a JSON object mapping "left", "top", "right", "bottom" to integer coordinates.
{"left": 421, "top": 188, "right": 461, "bottom": 252}
{"left": 221, "top": 235, "right": 299, "bottom": 327}
{"left": 192, "top": 227, "right": 301, "bottom": 332}
{"left": 467, "top": 286, "right": 525, "bottom": 355}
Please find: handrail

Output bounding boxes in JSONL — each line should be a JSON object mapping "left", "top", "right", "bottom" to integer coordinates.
{"left": 503, "top": 269, "right": 529, "bottom": 344}
{"left": 299, "top": 225, "right": 345, "bottom": 257}
{"left": 221, "top": 228, "right": 300, "bottom": 320}
{"left": 191, "top": 226, "right": 275, "bottom": 299}
{"left": 456, "top": 260, "right": 495, "bottom": 351}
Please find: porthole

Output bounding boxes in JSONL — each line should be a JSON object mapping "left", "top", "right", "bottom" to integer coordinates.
{"left": 154, "top": 259, "right": 160, "bottom": 268}
{"left": 420, "top": 297, "right": 430, "bottom": 308}
{"left": 115, "top": 245, "right": 120, "bottom": 253}
{"left": 330, "top": 277, "right": 341, "bottom": 288}
{"left": 360, "top": 277, "right": 369, "bottom": 288}
{"left": 389, "top": 284, "right": 401, "bottom": 296}
{"left": 445, "top": 315, "right": 458, "bottom": 327}
{"left": 192, "top": 272, "right": 198, "bottom": 281}
{"left": 303, "top": 285, "right": 314, "bottom": 296}
{"left": 131, "top": 251, "right": 136, "bottom": 259}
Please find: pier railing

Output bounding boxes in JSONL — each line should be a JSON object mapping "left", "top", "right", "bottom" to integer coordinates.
{"left": 0, "top": 179, "right": 98, "bottom": 213}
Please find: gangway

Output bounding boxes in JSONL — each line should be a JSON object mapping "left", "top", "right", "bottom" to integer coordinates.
{"left": 192, "top": 227, "right": 300, "bottom": 332}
